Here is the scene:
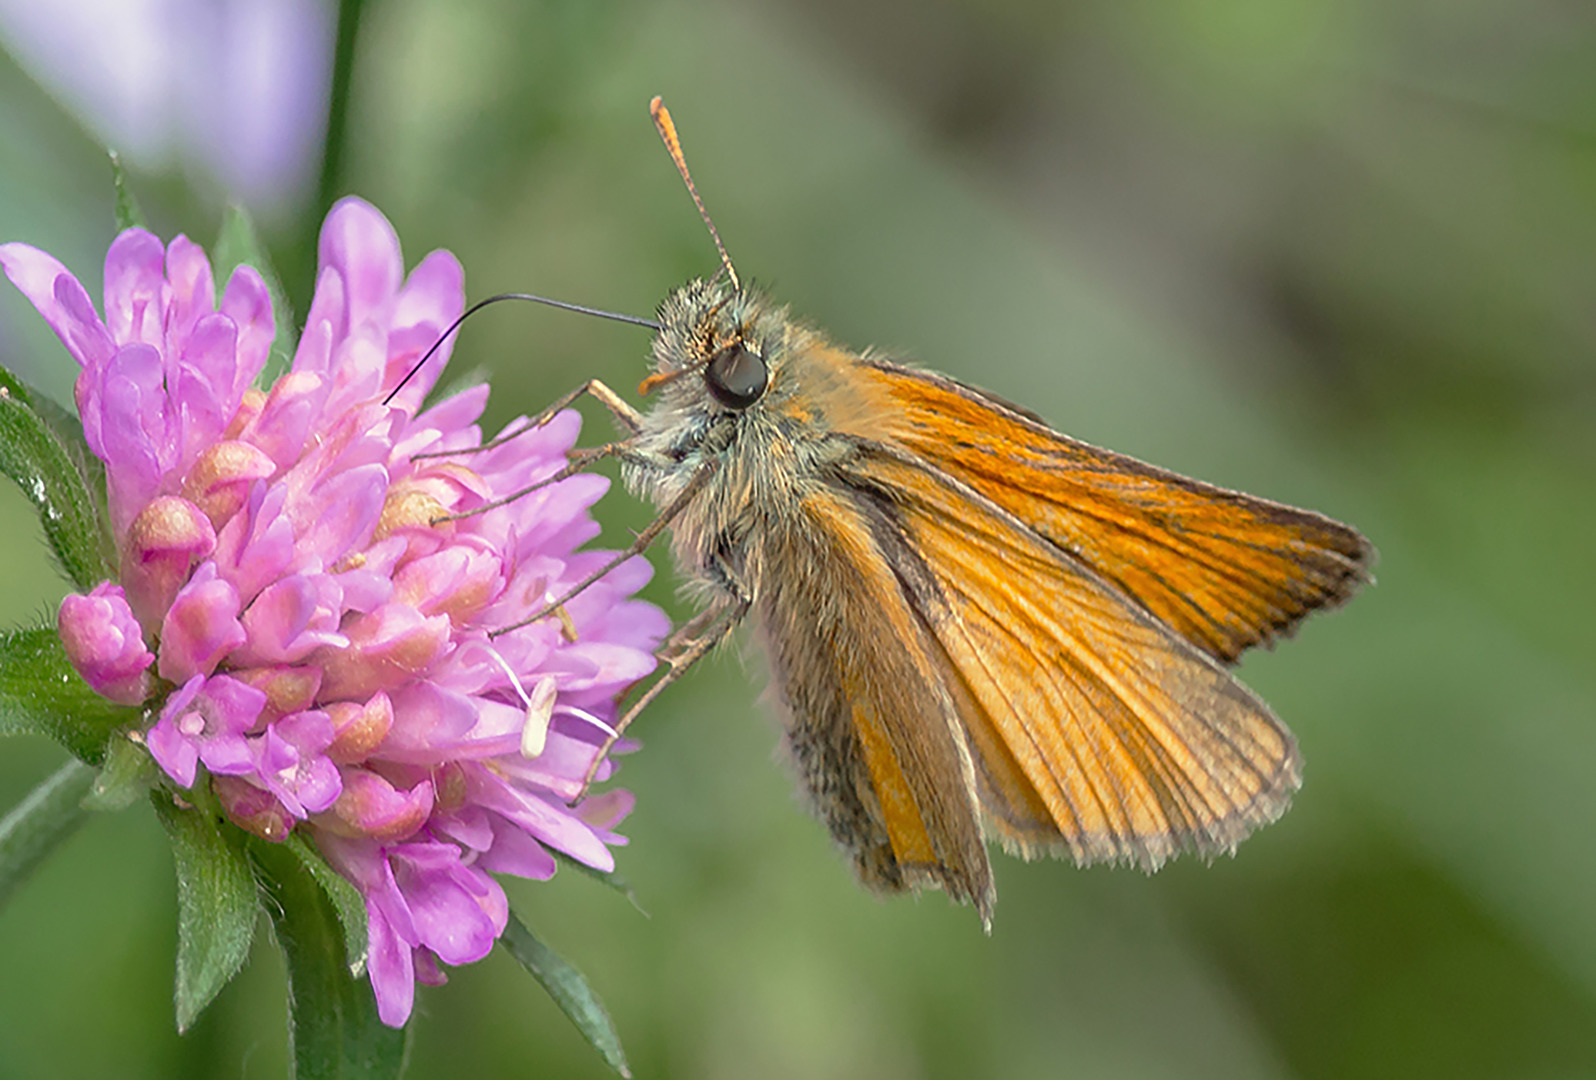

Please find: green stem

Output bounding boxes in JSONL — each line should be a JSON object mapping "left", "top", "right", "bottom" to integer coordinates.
{"left": 0, "top": 760, "right": 94, "bottom": 911}
{"left": 249, "top": 837, "right": 408, "bottom": 1080}
{"left": 316, "top": 0, "right": 366, "bottom": 220}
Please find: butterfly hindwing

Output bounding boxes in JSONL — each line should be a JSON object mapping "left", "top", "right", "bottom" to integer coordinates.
{"left": 754, "top": 480, "right": 996, "bottom": 921}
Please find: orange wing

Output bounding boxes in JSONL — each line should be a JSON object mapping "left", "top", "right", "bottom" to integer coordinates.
{"left": 855, "top": 359, "right": 1373, "bottom": 664}
{"left": 833, "top": 445, "right": 1303, "bottom": 866}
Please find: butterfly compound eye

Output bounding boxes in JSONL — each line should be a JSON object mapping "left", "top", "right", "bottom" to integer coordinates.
{"left": 704, "top": 343, "right": 768, "bottom": 409}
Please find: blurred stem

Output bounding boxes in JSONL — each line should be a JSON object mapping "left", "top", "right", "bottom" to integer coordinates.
{"left": 0, "top": 760, "right": 94, "bottom": 912}
{"left": 315, "top": 0, "right": 366, "bottom": 232}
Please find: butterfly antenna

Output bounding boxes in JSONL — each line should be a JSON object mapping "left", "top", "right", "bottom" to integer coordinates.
{"left": 384, "top": 292, "right": 661, "bottom": 406}
{"left": 650, "top": 96, "right": 741, "bottom": 292}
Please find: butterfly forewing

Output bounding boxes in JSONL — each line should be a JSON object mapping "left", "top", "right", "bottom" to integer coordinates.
{"left": 838, "top": 446, "right": 1302, "bottom": 867}
{"left": 858, "top": 360, "right": 1373, "bottom": 664}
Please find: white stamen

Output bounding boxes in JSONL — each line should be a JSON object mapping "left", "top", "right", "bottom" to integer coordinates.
{"left": 468, "top": 642, "right": 566, "bottom": 759}
{"left": 478, "top": 643, "right": 533, "bottom": 708}
{"left": 520, "top": 676, "right": 559, "bottom": 759}
{"left": 465, "top": 633, "right": 619, "bottom": 751}
{"left": 553, "top": 703, "right": 618, "bottom": 740}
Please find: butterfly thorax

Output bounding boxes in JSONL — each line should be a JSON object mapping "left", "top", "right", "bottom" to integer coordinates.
{"left": 623, "top": 279, "right": 894, "bottom": 604}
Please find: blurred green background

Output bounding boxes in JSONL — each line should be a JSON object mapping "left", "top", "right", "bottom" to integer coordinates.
{"left": 2, "top": 1, "right": 1594, "bottom": 1077}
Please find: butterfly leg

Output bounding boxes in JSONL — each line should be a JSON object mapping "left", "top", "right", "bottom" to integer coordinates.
{"left": 574, "top": 589, "right": 751, "bottom": 799}
{"left": 490, "top": 462, "right": 717, "bottom": 637}
{"left": 436, "top": 441, "right": 640, "bottom": 523}
{"left": 529, "top": 378, "right": 646, "bottom": 436}
{"left": 658, "top": 600, "right": 733, "bottom": 659}
{"left": 409, "top": 379, "right": 646, "bottom": 466}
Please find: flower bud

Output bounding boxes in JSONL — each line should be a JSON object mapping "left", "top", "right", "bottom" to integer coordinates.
{"left": 213, "top": 775, "right": 295, "bottom": 841}
{"left": 57, "top": 583, "right": 154, "bottom": 705}
{"left": 120, "top": 496, "right": 216, "bottom": 631}
{"left": 324, "top": 767, "right": 433, "bottom": 841}
{"left": 182, "top": 440, "right": 276, "bottom": 528}
{"left": 157, "top": 562, "right": 245, "bottom": 683}
{"left": 233, "top": 665, "right": 323, "bottom": 722}
{"left": 327, "top": 692, "right": 394, "bottom": 764}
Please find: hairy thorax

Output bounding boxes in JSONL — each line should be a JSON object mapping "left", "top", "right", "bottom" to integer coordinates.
{"left": 622, "top": 324, "right": 889, "bottom": 607}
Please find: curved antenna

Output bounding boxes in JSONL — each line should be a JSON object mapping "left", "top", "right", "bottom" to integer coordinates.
{"left": 384, "top": 291, "right": 662, "bottom": 406}
{"left": 651, "top": 96, "right": 741, "bottom": 291}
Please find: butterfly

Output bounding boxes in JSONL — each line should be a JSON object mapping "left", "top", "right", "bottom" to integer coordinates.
{"left": 432, "top": 98, "right": 1373, "bottom": 926}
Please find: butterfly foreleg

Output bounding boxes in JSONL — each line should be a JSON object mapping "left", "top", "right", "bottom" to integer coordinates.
{"left": 532, "top": 378, "right": 646, "bottom": 436}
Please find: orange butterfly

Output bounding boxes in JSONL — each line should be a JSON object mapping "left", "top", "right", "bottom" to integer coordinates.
{"left": 484, "top": 99, "right": 1372, "bottom": 926}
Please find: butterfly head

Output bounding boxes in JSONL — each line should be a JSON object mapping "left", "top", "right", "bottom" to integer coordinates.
{"left": 644, "top": 276, "right": 795, "bottom": 416}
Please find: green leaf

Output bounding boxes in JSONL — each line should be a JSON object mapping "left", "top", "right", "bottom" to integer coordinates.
{"left": 0, "top": 364, "right": 114, "bottom": 593}
{"left": 17, "top": 379, "right": 110, "bottom": 534}
{"left": 109, "top": 151, "right": 147, "bottom": 231}
{"left": 152, "top": 790, "right": 259, "bottom": 1033}
{"left": 81, "top": 733, "right": 158, "bottom": 812}
{"left": 0, "top": 371, "right": 110, "bottom": 563}
{"left": 500, "top": 911, "right": 631, "bottom": 1078}
{"left": 285, "top": 830, "right": 369, "bottom": 976}
{"left": 552, "top": 849, "right": 647, "bottom": 915}
{"left": 0, "top": 760, "right": 94, "bottom": 913}
{"left": 213, "top": 203, "right": 298, "bottom": 388}
{"left": 248, "top": 836, "right": 409, "bottom": 1080}
{"left": 0, "top": 627, "right": 141, "bottom": 765}
{"left": 1, "top": 371, "right": 98, "bottom": 477}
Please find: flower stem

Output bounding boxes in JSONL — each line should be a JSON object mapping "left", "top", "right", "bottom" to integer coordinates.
{"left": 249, "top": 837, "right": 409, "bottom": 1079}
{"left": 317, "top": 0, "right": 366, "bottom": 222}
{"left": 0, "top": 759, "right": 94, "bottom": 912}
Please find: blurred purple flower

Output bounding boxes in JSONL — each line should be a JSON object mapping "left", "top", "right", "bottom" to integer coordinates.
{"left": 0, "top": 0, "right": 331, "bottom": 216}
{"left": 1, "top": 197, "right": 668, "bottom": 1025}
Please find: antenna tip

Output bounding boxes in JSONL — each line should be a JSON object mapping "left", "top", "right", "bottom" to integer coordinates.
{"left": 648, "top": 96, "right": 740, "bottom": 293}
{"left": 651, "top": 97, "right": 680, "bottom": 152}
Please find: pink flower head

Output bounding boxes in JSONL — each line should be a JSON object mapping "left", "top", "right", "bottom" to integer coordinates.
{"left": 2, "top": 198, "right": 668, "bottom": 1026}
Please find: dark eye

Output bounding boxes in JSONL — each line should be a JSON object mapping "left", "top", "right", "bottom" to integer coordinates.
{"left": 704, "top": 344, "right": 769, "bottom": 409}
